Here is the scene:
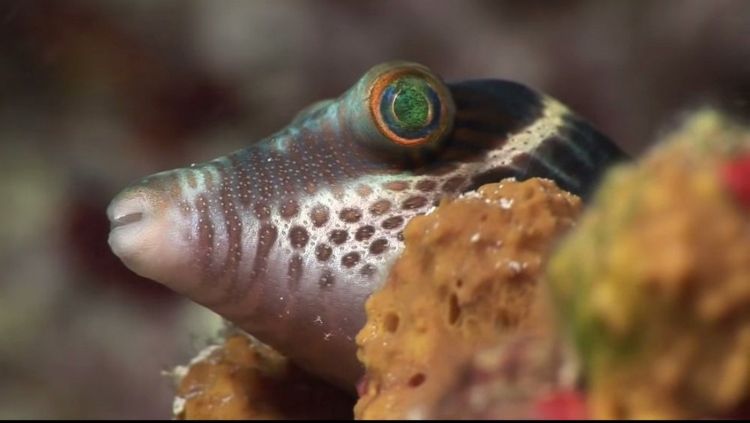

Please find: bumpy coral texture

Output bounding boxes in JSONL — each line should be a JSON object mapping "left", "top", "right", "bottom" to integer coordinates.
{"left": 547, "top": 110, "right": 750, "bottom": 419}
{"left": 173, "top": 333, "right": 354, "bottom": 420}
{"left": 354, "top": 178, "right": 582, "bottom": 419}
{"left": 423, "top": 334, "right": 586, "bottom": 420}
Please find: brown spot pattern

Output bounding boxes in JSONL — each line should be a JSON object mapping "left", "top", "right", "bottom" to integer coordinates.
{"left": 319, "top": 270, "right": 335, "bottom": 289}
{"left": 369, "top": 238, "right": 388, "bottom": 254}
{"left": 402, "top": 195, "right": 428, "bottom": 210}
{"left": 341, "top": 252, "right": 361, "bottom": 268}
{"left": 329, "top": 229, "right": 349, "bottom": 244}
{"left": 287, "top": 254, "right": 303, "bottom": 290}
{"left": 288, "top": 226, "right": 310, "bottom": 249}
{"left": 279, "top": 199, "right": 300, "bottom": 219}
{"left": 339, "top": 207, "right": 362, "bottom": 223}
{"left": 310, "top": 205, "right": 330, "bottom": 227}
{"left": 355, "top": 225, "right": 376, "bottom": 241}
{"left": 442, "top": 176, "right": 466, "bottom": 192}
{"left": 383, "top": 180, "right": 410, "bottom": 191}
{"left": 369, "top": 199, "right": 392, "bottom": 216}
{"left": 316, "top": 244, "right": 333, "bottom": 262}
{"left": 416, "top": 179, "right": 437, "bottom": 191}
{"left": 382, "top": 216, "right": 404, "bottom": 230}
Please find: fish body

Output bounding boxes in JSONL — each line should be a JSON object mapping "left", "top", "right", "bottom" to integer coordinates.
{"left": 107, "top": 61, "right": 626, "bottom": 389}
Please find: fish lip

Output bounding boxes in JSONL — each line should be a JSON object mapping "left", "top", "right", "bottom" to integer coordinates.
{"left": 109, "top": 211, "right": 144, "bottom": 230}
{"left": 106, "top": 191, "right": 151, "bottom": 232}
{"left": 106, "top": 190, "right": 158, "bottom": 270}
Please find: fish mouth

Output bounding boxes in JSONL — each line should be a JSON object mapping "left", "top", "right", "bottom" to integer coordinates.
{"left": 107, "top": 191, "right": 151, "bottom": 232}
{"left": 105, "top": 186, "right": 179, "bottom": 284}
{"left": 110, "top": 211, "right": 144, "bottom": 230}
{"left": 106, "top": 189, "right": 157, "bottom": 263}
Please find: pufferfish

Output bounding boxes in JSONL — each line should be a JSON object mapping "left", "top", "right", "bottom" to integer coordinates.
{"left": 107, "top": 61, "right": 626, "bottom": 390}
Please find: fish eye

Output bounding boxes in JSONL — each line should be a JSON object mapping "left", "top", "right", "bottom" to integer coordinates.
{"left": 369, "top": 67, "right": 454, "bottom": 148}
{"left": 382, "top": 77, "right": 438, "bottom": 137}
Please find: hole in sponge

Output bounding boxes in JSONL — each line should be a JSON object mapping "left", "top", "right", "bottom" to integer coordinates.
{"left": 384, "top": 313, "right": 400, "bottom": 333}
{"left": 408, "top": 373, "right": 426, "bottom": 388}
{"left": 448, "top": 293, "right": 460, "bottom": 325}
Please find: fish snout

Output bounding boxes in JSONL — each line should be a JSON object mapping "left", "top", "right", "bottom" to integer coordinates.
{"left": 107, "top": 171, "right": 192, "bottom": 288}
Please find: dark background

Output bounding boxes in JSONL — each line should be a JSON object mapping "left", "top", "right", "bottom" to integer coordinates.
{"left": 1, "top": 0, "right": 748, "bottom": 418}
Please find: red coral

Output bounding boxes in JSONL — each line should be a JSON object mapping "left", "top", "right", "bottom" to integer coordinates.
{"left": 356, "top": 374, "right": 370, "bottom": 398}
{"left": 533, "top": 390, "right": 589, "bottom": 420}
{"left": 720, "top": 153, "right": 750, "bottom": 209}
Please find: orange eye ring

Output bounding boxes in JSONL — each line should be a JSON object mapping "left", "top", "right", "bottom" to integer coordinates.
{"left": 368, "top": 67, "right": 454, "bottom": 148}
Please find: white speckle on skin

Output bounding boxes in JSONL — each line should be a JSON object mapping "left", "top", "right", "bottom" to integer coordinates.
{"left": 324, "top": 332, "right": 333, "bottom": 341}
{"left": 500, "top": 198, "right": 514, "bottom": 209}
{"left": 470, "top": 233, "right": 481, "bottom": 243}
{"left": 314, "top": 315, "right": 323, "bottom": 325}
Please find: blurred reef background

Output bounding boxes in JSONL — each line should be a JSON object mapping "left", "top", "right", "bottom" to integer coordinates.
{"left": 0, "top": 0, "right": 748, "bottom": 418}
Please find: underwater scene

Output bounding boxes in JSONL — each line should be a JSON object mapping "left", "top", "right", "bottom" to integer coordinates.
{"left": 1, "top": 1, "right": 749, "bottom": 419}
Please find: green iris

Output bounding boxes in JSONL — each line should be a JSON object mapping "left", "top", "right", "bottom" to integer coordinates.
{"left": 392, "top": 80, "right": 430, "bottom": 130}
{"left": 379, "top": 75, "right": 440, "bottom": 140}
